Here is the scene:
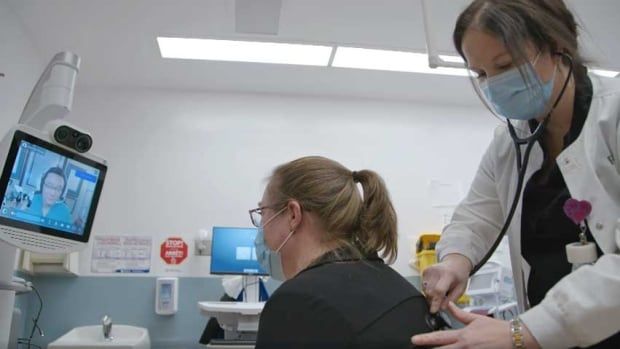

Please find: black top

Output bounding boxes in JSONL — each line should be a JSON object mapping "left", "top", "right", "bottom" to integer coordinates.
{"left": 255, "top": 250, "right": 434, "bottom": 349}
{"left": 521, "top": 67, "right": 598, "bottom": 307}
{"left": 521, "top": 68, "right": 620, "bottom": 348}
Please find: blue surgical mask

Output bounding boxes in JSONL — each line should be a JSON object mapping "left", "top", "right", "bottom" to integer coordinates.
{"left": 255, "top": 227, "right": 286, "bottom": 280}
{"left": 254, "top": 208, "right": 294, "bottom": 281}
{"left": 480, "top": 56, "right": 556, "bottom": 120}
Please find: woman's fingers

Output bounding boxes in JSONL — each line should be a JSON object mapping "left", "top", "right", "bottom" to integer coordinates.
{"left": 411, "top": 328, "right": 460, "bottom": 346}
{"left": 440, "top": 296, "right": 450, "bottom": 312}
{"left": 442, "top": 281, "right": 467, "bottom": 310}
{"left": 421, "top": 267, "right": 439, "bottom": 299}
{"left": 422, "top": 259, "right": 471, "bottom": 313}
{"left": 446, "top": 281, "right": 466, "bottom": 302}
{"left": 429, "top": 275, "right": 452, "bottom": 313}
{"left": 434, "top": 344, "right": 464, "bottom": 349}
{"left": 446, "top": 301, "right": 479, "bottom": 325}
{"left": 421, "top": 267, "right": 439, "bottom": 292}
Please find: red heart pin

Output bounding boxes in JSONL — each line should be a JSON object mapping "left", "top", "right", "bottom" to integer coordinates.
{"left": 563, "top": 198, "right": 592, "bottom": 225}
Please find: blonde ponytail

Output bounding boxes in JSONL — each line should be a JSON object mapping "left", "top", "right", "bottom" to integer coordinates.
{"left": 352, "top": 170, "right": 397, "bottom": 263}
{"left": 269, "top": 156, "right": 398, "bottom": 264}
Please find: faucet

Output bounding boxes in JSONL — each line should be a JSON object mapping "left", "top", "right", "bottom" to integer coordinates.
{"left": 102, "top": 315, "right": 113, "bottom": 340}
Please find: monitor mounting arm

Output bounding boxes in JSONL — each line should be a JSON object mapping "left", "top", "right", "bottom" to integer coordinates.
{"left": 19, "top": 52, "right": 80, "bottom": 131}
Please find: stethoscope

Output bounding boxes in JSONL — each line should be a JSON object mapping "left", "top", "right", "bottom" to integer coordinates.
{"left": 425, "top": 53, "right": 575, "bottom": 330}
{"left": 470, "top": 52, "right": 575, "bottom": 276}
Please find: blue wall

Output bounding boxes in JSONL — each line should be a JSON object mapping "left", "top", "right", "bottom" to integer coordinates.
{"left": 16, "top": 276, "right": 235, "bottom": 349}
{"left": 13, "top": 287, "right": 32, "bottom": 347}
{"left": 14, "top": 275, "right": 420, "bottom": 348}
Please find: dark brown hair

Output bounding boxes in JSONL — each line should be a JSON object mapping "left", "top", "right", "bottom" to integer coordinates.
{"left": 39, "top": 167, "right": 67, "bottom": 196}
{"left": 268, "top": 156, "right": 398, "bottom": 263}
{"left": 454, "top": 0, "right": 584, "bottom": 80}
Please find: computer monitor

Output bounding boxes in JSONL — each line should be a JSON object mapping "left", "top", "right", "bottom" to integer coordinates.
{"left": 210, "top": 227, "right": 268, "bottom": 276}
{"left": 0, "top": 129, "right": 107, "bottom": 251}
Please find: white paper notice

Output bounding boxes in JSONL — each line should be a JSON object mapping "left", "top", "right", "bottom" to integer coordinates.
{"left": 91, "top": 236, "right": 152, "bottom": 273}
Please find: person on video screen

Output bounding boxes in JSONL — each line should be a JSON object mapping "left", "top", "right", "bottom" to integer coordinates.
{"left": 27, "top": 167, "right": 72, "bottom": 223}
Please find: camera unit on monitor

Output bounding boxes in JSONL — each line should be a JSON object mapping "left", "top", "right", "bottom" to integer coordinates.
{"left": 53, "top": 125, "right": 92, "bottom": 153}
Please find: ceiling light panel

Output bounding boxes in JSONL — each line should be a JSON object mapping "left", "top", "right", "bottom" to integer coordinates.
{"left": 157, "top": 37, "right": 333, "bottom": 66}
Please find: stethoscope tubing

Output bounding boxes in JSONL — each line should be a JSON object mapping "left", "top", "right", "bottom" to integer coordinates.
{"left": 469, "top": 53, "right": 574, "bottom": 276}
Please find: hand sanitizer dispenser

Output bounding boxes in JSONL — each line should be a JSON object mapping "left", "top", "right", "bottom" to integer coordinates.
{"left": 156, "top": 277, "right": 178, "bottom": 315}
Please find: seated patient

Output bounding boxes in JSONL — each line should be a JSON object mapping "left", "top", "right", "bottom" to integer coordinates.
{"left": 252, "top": 156, "right": 433, "bottom": 349}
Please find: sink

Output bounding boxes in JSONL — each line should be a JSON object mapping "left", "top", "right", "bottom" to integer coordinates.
{"left": 48, "top": 325, "right": 150, "bottom": 349}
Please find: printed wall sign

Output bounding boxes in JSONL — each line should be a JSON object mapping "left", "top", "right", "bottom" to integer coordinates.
{"left": 160, "top": 237, "right": 188, "bottom": 265}
{"left": 91, "top": 235, "right": 152, "bottom": 273}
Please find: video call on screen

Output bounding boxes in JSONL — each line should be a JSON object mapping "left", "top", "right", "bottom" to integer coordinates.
{"left": 0, "top": 140, "right": 101, "bottom": 236}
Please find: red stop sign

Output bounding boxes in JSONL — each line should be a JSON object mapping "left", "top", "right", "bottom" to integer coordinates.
{"left": 160, "top": 237, "right": 188, "bottom": 265}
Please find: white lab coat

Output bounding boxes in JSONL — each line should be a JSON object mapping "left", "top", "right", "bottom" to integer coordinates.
{"left": 436, "top": 75, "right": 620, "bottom": 349}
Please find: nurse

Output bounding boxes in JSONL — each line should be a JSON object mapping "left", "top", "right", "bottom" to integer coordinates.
{"left": 412, "top": 0, "right": 620, "bottom": 348}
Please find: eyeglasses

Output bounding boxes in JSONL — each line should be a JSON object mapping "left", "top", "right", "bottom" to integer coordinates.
{"left": 248, "top": 205, "right": 281, "bottom": 228}
{"left": 43, "top": 182, "right": 63, "bottom": 193}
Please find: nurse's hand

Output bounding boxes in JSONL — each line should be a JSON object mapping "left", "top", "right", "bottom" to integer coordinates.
{"left": 411, "top": 302, "right": 541, "bottom": 349}
{"left": 422, "top": 254, "right": 471, "bottom": 313}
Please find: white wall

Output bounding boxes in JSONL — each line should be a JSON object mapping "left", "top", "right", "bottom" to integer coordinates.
{"left": 0, "top": 0, "right": 42, "bottom": 271}
{"left": 0, "top": 3, "right": 497, "bottom": 276}
{"left": 0, "top": 3, "right": 498, "bottom": 277}
{"left": 64, "top": 86, "right": 497, "bottom": 277}
{"left": 0, "top": 1, "right": 42, "bottom": 135}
